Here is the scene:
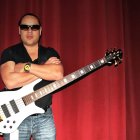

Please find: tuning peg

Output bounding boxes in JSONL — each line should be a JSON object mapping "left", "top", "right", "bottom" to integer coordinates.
{"left": 114, "top": 60, "right": 118, "bottom": 66}
{"left": 118, "top": 57, "right": 122, "bottom": 61}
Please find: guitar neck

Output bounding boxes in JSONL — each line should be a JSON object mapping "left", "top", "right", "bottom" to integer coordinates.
{"left": 23, "top": 56, "right": 109, "bottom": 105}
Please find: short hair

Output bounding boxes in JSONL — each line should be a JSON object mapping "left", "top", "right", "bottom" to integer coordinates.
{"left": 18, "top": 13, "right": 41, "bottom": 26}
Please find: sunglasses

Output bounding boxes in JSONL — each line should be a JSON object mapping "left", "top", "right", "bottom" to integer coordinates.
{"left": 20, "top": 24, "right": 41, "bottom": 31}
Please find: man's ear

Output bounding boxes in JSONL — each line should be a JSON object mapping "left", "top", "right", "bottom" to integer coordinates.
{"left": 40, "top": 27, "right": 42, "bottom": 35}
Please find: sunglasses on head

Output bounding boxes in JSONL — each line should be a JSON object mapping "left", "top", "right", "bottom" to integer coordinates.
{"left": 20, "top": 24, "right": 41, "bottom": 31}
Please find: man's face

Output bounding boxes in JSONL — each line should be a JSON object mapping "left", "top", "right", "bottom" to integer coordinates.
{"left": 19, "top": 15, "right": 42, "bottom": 47}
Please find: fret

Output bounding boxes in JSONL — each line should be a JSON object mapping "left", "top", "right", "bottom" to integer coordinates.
{"left": 71, "top": 73, "right": 76, "bottom": 79}
{"left": 98, "top": 58, "right": 106, "bottom": 66}
{"left": 48, "top": 84, "right": 54, "bottom": 92}
{"left": 64, "top": 75, "right": 72, "bottom": 83}
{"left": 23, "top": 95, "right": 28, "bottom": 104}
{"left": 84, "top": 66, "right": 90, "bottom": 73}
{"left": 44, "top": 86, "right": 49, "bottom": 93}
{"left": 33, "top": 91, "right": 42, "bottom": 100}
{"left": 40, "top": 83, "right": 57, "bottom": 96}
{"left": 100, "top": 58, "right": 105, "bottom": 64}
{"left": 41, "top": 89, "right": 46, "bottom": 95}
{"left": 73, "top": 71, "right": 80, "bottom": 78}
{"left": 49, "top": 84, "right": 54, "bottom": 91}
{"left": 103, "top": 57, "right": 107, "bottom": 63}
{"left": 94, "top": 61, "right": 100, "bottom": 68}
{"left": 44, "top": 87, "right": 48, "bottom": 93}
{"left": 24, "top": 92, "right": 36, "bottom": 105}
{"left": 46, "top": 85, "right": 51, "bottom": 93}
{"left": 39, "top": 90, "right": 43, "bottom": 96}
{"left": 53, "top": 81, "right": 58, "bottom": 88}
{"left": 74, "top": 71, "right": 80, "bottom": 78}
{"left": 30, "top": 95, "right": 35, "bottom": 101}
{"left": 89, "top": 64, "right": 96, "bottom": 70}
{"left": 57, "top": 79, "right": 66, "bottom": 87}
{"left": 52, "top": 83, "right": 57, "bottom": 89}
{"left": 35, "top": 93, "right": 38, "bottom": 98}
{"left": 79, "top": 69, "right": 85, "bottom": 75}
{"left": 42, "top": 89, "right": 46, "bottom": 94}
{"left": 97, "top": 60, "right": 101, "bottom": 66}
{"left": 35, "top": 89, "right": 45, "bottom": 99}
{"left": 53, "top": 81, "right": 62, "bottom": 89}
{"left": 97, "top": 59, "right": 104, "bottom": 66}
{"left": 63, "top": 78, "right": 68, "bottom": 83}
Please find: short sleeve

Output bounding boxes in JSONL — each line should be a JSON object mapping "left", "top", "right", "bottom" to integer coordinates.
{"left": 38, "top": 46, "right": 60, "bottom": 64}
{"left": 46, "top": 47, "right": 60, "bottom": 58}
{"left": 0, "top": 48, "right": 15, "bottom": 65}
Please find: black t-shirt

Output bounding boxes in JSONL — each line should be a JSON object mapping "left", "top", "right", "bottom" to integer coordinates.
{"left": 0, "top": 42, "right": 60, "bottom": 111}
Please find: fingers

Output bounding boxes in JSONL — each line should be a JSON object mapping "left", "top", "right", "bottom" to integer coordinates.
{"left": 46, "top": 57, "right": 61, "bottom": 64}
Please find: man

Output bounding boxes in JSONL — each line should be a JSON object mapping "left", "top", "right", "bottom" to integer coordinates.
{"left": 0, "top": 13, "right": 64, "bottom": 140}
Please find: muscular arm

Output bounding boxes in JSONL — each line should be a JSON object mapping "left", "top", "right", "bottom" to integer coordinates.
{"left": 0, "top": 61, "right": 38, "bottom": 89}
{"left": 0, "top": 57, "right": 64, "bottom": 89}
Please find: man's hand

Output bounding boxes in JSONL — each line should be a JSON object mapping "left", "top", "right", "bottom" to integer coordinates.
{"left": 45, "top": 57, "right": 61, "bottom": 65}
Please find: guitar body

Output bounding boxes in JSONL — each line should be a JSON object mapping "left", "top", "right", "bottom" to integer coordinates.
{"left": 0, "top": 79, "right": 44, "bottom": 134}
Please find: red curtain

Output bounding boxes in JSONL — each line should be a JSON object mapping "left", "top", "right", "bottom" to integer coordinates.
{"left": 0, "top": 0, "right": 139, "bottom": 140}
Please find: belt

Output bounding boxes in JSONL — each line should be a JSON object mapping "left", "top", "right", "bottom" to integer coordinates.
{"left": 30, "top": 106, "right": 50, "bottom": 116}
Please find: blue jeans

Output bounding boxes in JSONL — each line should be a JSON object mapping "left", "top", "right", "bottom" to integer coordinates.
{"left": 3, "top": 108, "right": 56, "bottom": 140}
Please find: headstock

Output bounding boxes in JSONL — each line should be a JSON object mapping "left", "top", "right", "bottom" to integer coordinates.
{"left": 105, "top": 49, "right": 123, "bottom": 66}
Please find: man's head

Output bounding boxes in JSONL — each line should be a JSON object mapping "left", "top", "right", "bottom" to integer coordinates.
{"left": 18, "top": 13, "right": 42, "bottom": 47}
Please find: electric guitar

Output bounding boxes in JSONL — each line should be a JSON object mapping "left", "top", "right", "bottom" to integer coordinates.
{"left": 0, "top": 49, "right": 123, "bottom": 134}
